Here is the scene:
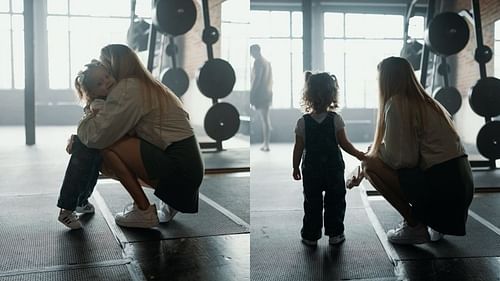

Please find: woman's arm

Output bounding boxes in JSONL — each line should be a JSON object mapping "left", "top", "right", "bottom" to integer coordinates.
{"left": 292, "top": 134, "right": 305, "bottom": 180}
{"left": 337, "top": 128, "right": 365, "bottom": 160}
{"left": 77, "top": 79, "right": 143, "bottom": 149}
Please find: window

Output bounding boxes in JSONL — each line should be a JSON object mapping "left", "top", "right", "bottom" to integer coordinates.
{"left": 323, "top": 13, "right": 424, "bottom": 108}
{"left": 0, "top": 0, "right": 24, "bottom": 89}
{"left": 221, "top": 0, "right": 250, "bottom": 91}
{"left": 249, "top": 10, "right": 303, "bottom": 109}
{"left": 47, "top": 0, "right": 135, "bottom": 89}
{"left": 495, "top": 20, "right": 500, "bottom": 78}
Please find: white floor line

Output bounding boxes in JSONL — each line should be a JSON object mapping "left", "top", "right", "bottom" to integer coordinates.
{"left": 199, "top": 192, "right": 250, "bottom": 229}
{"left": 92, "top": 190, "right": 147, "bottom": 281}
{"left": 359, "top": 184, "right": 401, "bottom": 266}
{"left": 468, "top": 209, "right": 500, "bottom": 236}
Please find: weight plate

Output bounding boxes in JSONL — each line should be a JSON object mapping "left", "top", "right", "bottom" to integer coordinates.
{"left": 434, "top": 87, "right": 462, "bottom": 115}
{"left": 197, "top": 58, "right": 236, "bottom": 99}
{"left": 204, "top": 102, "right": 240, "bottom": 141}
{"left": 153, "top": 0, "right": 196, "bottom": 36}
{"left": 476, "top": 121, "right": 500, "bottom": 160}
{"left": 425, "top": 12, "right": 469, "bottom": 56}
{"left": 161, "top": 68, "right": 189, "bottom": 97}
{"left": 469, "top": 77, "right": 500, "bottom": 118}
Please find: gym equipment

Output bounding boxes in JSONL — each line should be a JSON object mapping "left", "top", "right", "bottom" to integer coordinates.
{"left": 476, "top": 121, "right": 500, "bottom": 160}
{"left": 197, "top": 58, "right": 236, "bottom": 99}
{"left": 127, "top": 17, "right": 150, "bottom": 52}
{"left": 400, "top": 39, "right": 423, "bottom": 71}
{"left": 474, "top": 45, "right": 493, "bottom": 64}
{"left": 433, "top": 87, "right": 462, "bottom": 115}
{"left": 161, "top": 68, "right": 189, "bottom": 97}
{"left": 204, "top": 102, "right": 240, "bottom": 141}
{"left": 153, "top": 0, "right": 197, "bottom": 36}
{"left": 202, "top": 26, "right": 220, "bottom": 45}
{"left": 469, "top": 77, "right": 500, "bottom": 118}
{"left": 425, "top": 12, "right": 469, "bottom": 56}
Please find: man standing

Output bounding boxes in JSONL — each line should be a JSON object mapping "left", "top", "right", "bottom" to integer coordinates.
{"left": 250, "top": 44, "right": 273, "bottom": 151}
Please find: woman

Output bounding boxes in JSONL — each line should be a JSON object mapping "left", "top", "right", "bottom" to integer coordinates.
{"left": 77, "top": 44, "right": 204, "bottom": 228}
{"left": 362, "top": 57, "right": 474, "bottom": 244}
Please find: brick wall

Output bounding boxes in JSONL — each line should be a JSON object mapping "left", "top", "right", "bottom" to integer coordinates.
{"left": 442, "top": 0, "right": 500, "bottom": 145}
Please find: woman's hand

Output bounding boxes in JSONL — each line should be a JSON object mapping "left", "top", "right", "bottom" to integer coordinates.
{"left": 293, "top": 168, "right": 302, "bottom": 180}
{"left": 66, "top": 134, "right": 76, "bottom": 154}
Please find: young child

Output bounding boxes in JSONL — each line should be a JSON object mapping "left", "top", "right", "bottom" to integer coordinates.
{"left": 292, "top": 71, "right": 365, "bottom": 246}
{"left": 57, "top": 60, "right": 116, "bottom": 229}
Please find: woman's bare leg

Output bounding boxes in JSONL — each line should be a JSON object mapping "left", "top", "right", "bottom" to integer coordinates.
{"left": 362, "top": 157, "right": 417, "bottom": 226}
{"left": 101, "top": 137, "right": 153, "bottom": 210}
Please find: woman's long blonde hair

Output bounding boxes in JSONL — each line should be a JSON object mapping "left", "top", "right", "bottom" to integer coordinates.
{"left": 99, "top": 44, "right": 172, "bottom": 106}
{"left": 369, "top": 56, "right": 457, "bottom": 156}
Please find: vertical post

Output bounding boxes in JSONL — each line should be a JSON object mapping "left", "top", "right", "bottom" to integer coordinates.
{"left": 419, "top": 0, "right": 435, "bottom": 87}
{"left": 24, "top": 0, "right": 35, "bottom": 145}
{"left": 302, "top": 0, "right": 312, "bottom": 71}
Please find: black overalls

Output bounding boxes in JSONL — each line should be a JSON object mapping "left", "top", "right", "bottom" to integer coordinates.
{"left": 301, "top": 112, "right": 346, "bottom": 241}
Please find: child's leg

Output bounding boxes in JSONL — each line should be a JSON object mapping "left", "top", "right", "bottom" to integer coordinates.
{"left": 77, "top": 152, "right": 102, "bottom": 207}
{"left": 301, "top": 173, "right": 323, "bottom": 241}
{"left": 323, "top": 171, "right": 346, "bottom": 236}
{"left": 57, "top": 136, "right": 101, "bottom": 211}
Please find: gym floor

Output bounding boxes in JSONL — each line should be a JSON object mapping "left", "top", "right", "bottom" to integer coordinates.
{"left": 251, "top": 143, "right": 500, "bottom": 281}
{"left": 0, "top": 126, "right": 249, "bottom": 281}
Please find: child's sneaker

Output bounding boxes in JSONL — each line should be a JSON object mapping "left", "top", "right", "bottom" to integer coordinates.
{"left": 158, "top": 201, "right": 178, "bottom": 223}
{"left": 301, "top": 238, "right": 318, "bottom": 247}
{"left": 387, "top": 220, "right": 430, "bottom": 244}
{"left": 328, "top": 233, "right": 345, "bottom": 245}
{"left": 58, "top": 209, "right": 82, "bottom": 230}
{"left": 76, "top": 202, "right": 95, "bottom": 214}
{"left": 115, "top": 203, "right": 159, "bottom": 228}
{"left": 428, "top": 227, "right": 444, "bottom": 242}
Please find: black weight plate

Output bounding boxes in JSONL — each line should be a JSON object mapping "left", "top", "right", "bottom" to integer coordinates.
{"left": 161, "top": 68, "right": 189, "bottom": 97}
{"left": 204, "top": 102, "right": 240, "bottom": 141}
{"left": 469, "top": 77, "right": 500, "bottom": 118}
{"left": 434, "top": 87, "right": 462, "bottom": 115}
{"left": 425, "top": 12, "right": 469, "bottom": 56}
{"left": 197, "top": 58, "right": 236, "bottom": 99}
{"left": 153, "top": 0, "right": 196, "bottom": 36}
{"left": 476, "top": 121, "right": 500, "bottom": 160}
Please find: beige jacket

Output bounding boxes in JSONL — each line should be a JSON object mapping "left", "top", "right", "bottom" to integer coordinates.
{"left": 77, "top": 78, "right": 193, "bottom": 150}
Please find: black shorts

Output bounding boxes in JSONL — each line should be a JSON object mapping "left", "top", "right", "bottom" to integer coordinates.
{"left": 140, "top": 135, "right": 204, "bottom": 213}
{"left": 398, "top": 155, "right": 474, "bottom": 235}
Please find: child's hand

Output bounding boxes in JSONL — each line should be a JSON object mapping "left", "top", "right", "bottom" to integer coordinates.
{"left": 293, "top": 168, "right": 301, "bottom": 180}
{"left": 66, "top": 134, "right": 76, "bottom": 154}
{"left": 346, "top": 166, "right": 364, "bottom": 189}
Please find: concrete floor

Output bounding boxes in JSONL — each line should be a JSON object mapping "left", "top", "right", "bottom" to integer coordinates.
{"left": 0, "top": 126, "right": 250, "bottom": 281}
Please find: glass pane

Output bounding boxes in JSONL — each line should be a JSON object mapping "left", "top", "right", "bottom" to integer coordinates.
{"left": 221, "top": 21, "right": 249, "bottom": 91}
{"left": 250, "top": 10, "right": 270, "bottom": 37}
{"left": 270, "top": 11, "right": 290, "bottom": 37}
{"left": 222, "top": 0, "right": 249, "bottom": 23}
{"left": 324, "top": 12, "right": 343, "bottom": 37}
{"left": 47, "top": 0, "right": 68, "bottom": 14}
{"left": 291, "top": 11, "right": 302, "bottom": 37}
{"left": 495, "top": 20, "right": 500, "bottom": 38}
{"left": 346, "top": 14, "right": 403, "bottom": 38}
{"left": 0, "top": 0, "right": 9, "bottom": 12}
{"left": 495, "top": 41, "right": 500, "bottom": 78}
{"left": 408, "top": 16, "right": 424, "bottom": 39}
{"left": 0, "top": 26, "right": 12, "bottom": 88}
{"left": 324, "top": 39, "right": 346, "bottom": 106}
{"left": 47, "top": 16, "right": 70, "bottom": 89}
{"left": 70, "top": 0, "right": 129, "bottom": 17}
{"left": 134, "top": 0, "right": 152, "bottom": 18}
{"left": 12, "top": 14, "right": 23, "bottom": 30}
{"left": 291, "top": 38, "right": 303, "bottom": 108}
{"left": 11, "top": 0, "right": 22, "bottom": 13}
{"left": 12, "top": 29, "right": 24, "bottom": 89}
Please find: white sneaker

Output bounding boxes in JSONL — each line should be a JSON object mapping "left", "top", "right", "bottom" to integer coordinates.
{"left": 76, "top": 202, "right": 95, "bottom": 214}
{"left": 301, "top": 238, "right": 318, "bottom": 246}
{"left": 114, "top": 203, "right": 159, "bottom": 228}
{"left": 328, "top": 233, "right": 345, "bottom": 245}
{"left": 58, "top": 209, "right": 82, "bottom": 230}
{"left": 158, "top": 201, "right": 178, "bottom": 223}
{"left": 387, "top": 220, "right": 430, "bottom": 244}
{"left": 428, "top": 227, "right": 444, "bottom": 242}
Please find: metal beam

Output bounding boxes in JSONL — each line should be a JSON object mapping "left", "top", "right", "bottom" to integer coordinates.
{"left": 24, "top": 0, "right": 35, "bottom": 145}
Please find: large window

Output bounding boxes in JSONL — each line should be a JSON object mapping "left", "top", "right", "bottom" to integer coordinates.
{"left": 324, "top": 13, "right": 424, "bottom": 108}
{"left": 495, "top": 20, "right": 500, "bottom": 78}
{"left": 249, "top": 10, "right": 303, "bottom": 109}
{"left": 47, "top": 0, "right": 134, "bottom": 89}
{"left": 0, "top": 0, "right": 24, "bottom": 89}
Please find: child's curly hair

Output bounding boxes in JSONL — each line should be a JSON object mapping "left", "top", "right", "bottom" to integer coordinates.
{"left": 301, "top": 71, "right": 339, "bottom": 113}
{"left": 74, "top": 59, "right": 106, "bottom": 104}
